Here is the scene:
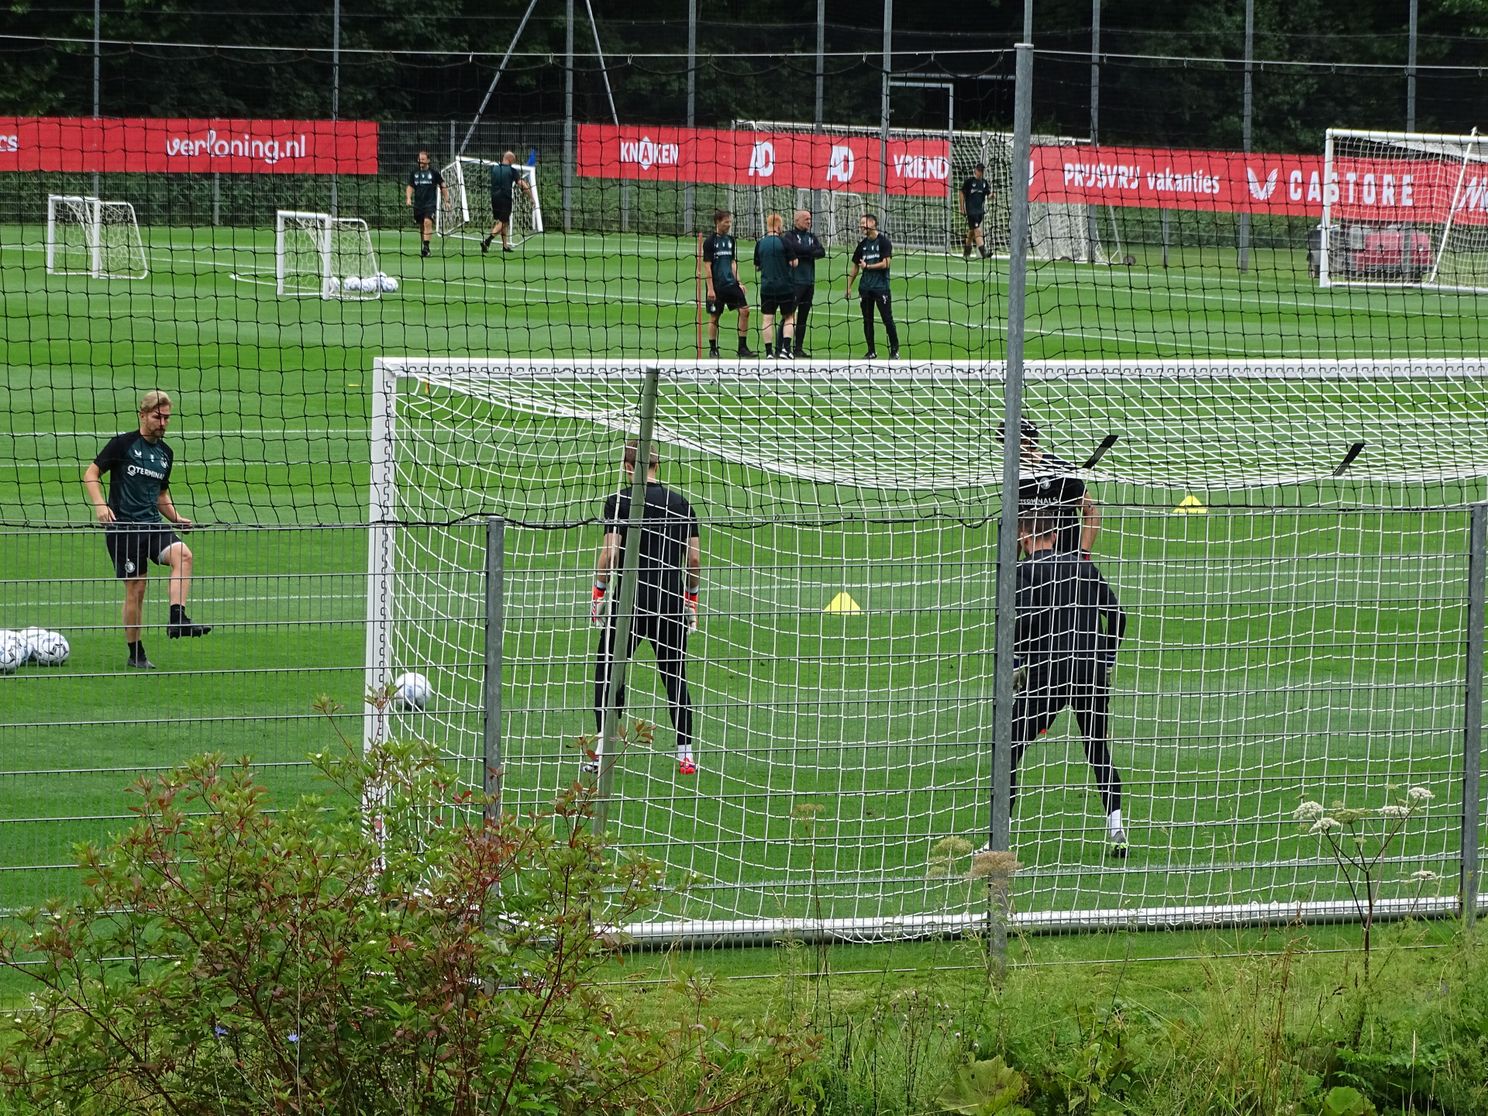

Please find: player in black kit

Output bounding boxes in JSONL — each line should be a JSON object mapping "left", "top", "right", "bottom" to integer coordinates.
{"left": 845, "top": 214, "right": 899, "bottom": 359}
{"left": 1009, "top": 498, "right": 1129, "bottom": 857}
{"left": 82, "top": 390, "right": 210, "bottom": 669}
{"left": 700, "top": 210, "right": 756, "bottom": 358}
{"left": 960, "top": 162, "right": 993, "bottom": 258}
{"left": 591, "top": 441, "right": 702, "bottom": 776}
{"left": 405, "top": 149, "right": 449, "bottom": 258}
{"left": 998, "top": 417, "right": 1101, "bottom": 557}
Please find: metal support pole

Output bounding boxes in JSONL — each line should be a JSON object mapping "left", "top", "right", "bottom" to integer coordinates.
{"left": 812, "top": 0, "right": 824, "bottom": 215}
{"left": 562, "top": 0, "right": 575, "bottom": 233}
{"left": 989, "top": 37, "right": 1036, "bottom": 967}
{"left": 458, "top": 0, "right": 542, "bottom": 157}
{"left": 484, "top": 518, "right": 507, "bottom": 821}
{"left": 330, "top": 0, "right": 341, "bottom": 218}
{"left": 1087, "top": 0, "right": 1100, "bottom": 260}
{"left": 1237, "top": 0, "right": 1254, "bottom": 272}
{"left": 879, "top": 0, "right": 893, "bottom": 213}
{"left": 1462, "top": 503, "right": 1486, "bottom": 924}
{"left": 594, "top": 367, "right": 664, "bottom": 832}
{"left": 92, "top": 0, "right": 101, "bottom": 199}
{"left": 684, "top": 0, "right": 697, "bottom": 234}
{"left": 582, "top": 0, "right": 627, "bottom": 231}
{"left": 1407, "top": 0, "right": 1419, "bottom": 132}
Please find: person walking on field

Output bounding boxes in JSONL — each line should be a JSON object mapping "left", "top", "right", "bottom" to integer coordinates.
{"left": 481, "top": 150, "right": 536, "bottom": 254}
{"left": 82, "top": 391, "right": 210, "bottom": 670}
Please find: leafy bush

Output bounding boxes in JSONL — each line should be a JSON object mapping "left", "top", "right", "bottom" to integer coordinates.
{"left": 0, "top": 716, "right": 811, "bottom": 1115}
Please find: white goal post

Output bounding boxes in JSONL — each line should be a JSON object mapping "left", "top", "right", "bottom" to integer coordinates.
{"left": 1321, "top": 127, "right": 1488, "bottom": 292}
{"left": 368, "top": 357, "right": 1485, "bottom": 945}
{"left": 436, "top": 157, "right": 544, "bottom": 245}
{"left": 275, "top": 210, "right": 381, "bottom": 300}
{"left": 730, "top": 121, "right": 1111, "bottom": 261}
{"left": 45, "top": 194, "right": 149, "bottom": 280}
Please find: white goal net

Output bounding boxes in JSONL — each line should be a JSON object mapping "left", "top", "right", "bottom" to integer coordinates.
{"left": 1321, "top": 128, "right": 1488, "bottom": 292}
{"left": 436, "top": 157, "right": 544, "bottom": 245}
{"left": 275, "top": 210, "right": 381, "bottom": 300}
{"left": 369, "top": 358, "right": 1486, "bottom": 943}
{"left": 730, "top": 121, "right": 1109, "bottom": 261}
{"left": 45, "top": 194, "right": 148, "bottom": 280}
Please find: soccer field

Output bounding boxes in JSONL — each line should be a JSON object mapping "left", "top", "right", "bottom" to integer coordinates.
{"left": 1, "top": 222, "right": 1485, "bottom": 932}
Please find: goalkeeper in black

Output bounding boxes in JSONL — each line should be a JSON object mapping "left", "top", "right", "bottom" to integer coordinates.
{"left": 591, "top": 440, "right": 701, "bottom": 776}
{"left": 1009, "top": 493, "right": 1129, "bottom": 857}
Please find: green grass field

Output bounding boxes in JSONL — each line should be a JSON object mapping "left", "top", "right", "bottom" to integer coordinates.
{"left": 1, "top": 220, "right": 1484, "bottom": 932}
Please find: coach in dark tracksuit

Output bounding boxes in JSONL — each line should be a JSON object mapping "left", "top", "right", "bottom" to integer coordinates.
{"left": 782, "top": 209, "right": 826, "bottom": 357}
{"left": 1010, "top": 489, "right": 1130, "bottom": 857}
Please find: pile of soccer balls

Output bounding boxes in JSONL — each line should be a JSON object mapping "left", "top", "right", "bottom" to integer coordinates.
{"left": 0, "top": 627, "right": 70, "bottom": 674}
{"left": 329, "top": 272, "right": 400, "bottom": 295}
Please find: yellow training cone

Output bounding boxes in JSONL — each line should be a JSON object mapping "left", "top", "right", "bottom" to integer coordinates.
{"left": 824, "top": 592, "right": 863, "bottom": 614}
{"left": 1173, "top": 494, "right": 1207, "bottom": 514}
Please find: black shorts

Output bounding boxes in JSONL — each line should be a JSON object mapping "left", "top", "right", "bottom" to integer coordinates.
{"left": 759, "top": 291, "right": 796, "bottom": 317}
{"left": 706, "top": 285, "right": 749, "bottom": 315}
{"left": 104, "top": 525, "right": 180, "bottom": 580}
{"left": 966, "top": 213, "right": 985, "bottom": 230}
{"left": 413, "top": 207, "right": 436, "bottom": 226}
{"left": 490, "top": 196, "right": 514, "bottom": 222}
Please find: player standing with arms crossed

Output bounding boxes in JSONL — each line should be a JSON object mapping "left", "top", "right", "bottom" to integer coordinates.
{"left": 782, "top": 209, "right": 826, "bottom": 358}
{"left": 405, "top": 149, "right": 450, "bottom": 258}
{"left": 82, "top": 391, "right": 210, "bottom": 670}
{"left": 591, "top": 441, "right": 702, "bottom": 776}
{"left": 700, "top": 210, "right": 756, "bottom": 359}
{"left": 480, "top": 151, "right": 536, "bottom": 254}
{"left": 845, "top": 214, "right": 899, "bottom": 360}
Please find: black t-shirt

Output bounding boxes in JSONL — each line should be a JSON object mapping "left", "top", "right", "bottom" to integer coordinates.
{"left": 408, "top": 165, "right": 443, "bottom": 211}
{"left": 488, "top": 162, "right": 523, "bottom": 202}
{"left": 782, "top": 227, "right": 826, "bottom": 288}
{"left": 602, "top": 482, "right": 699, "bottom": 615}
{"left": 1017, "top": 457, "right": 1087, "bottom": 554}
{"left": 851, "top": 234, "right": 892, "bottom": 295}
{"left": 94, "top": 431, "right": 173, "bottom": 523}
{"left": 961, "top": 174, "right": 992, "bottom": 215}
{"left": 702, "top": 232, "right": 741, "bottom": 293}
{"left": 1015, "top": 552, "right": 1125, "bottom": 683}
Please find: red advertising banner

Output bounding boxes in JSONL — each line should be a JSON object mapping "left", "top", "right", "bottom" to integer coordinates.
{"left": 0, "top": 118, "right": 379, "bottom": 175}
{"left": 576, "top": 124, "right": 951, "bottom": 197}
{"left": 1030, "top": 144, "right": 1488, "bottom": 224}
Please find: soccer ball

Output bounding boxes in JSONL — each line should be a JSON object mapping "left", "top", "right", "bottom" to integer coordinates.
{"left": 376, "top": 272, "right": 399, "bottom": 293}
{"left": 343, "top": 275, "right": 363, "bottom": 293}
{"left": 21, "top": 628, "right": 69, "bottom": 666}
{"left": 392, "top": 671, "right": 432, "bottom": 711}
{"left": 0, "top": 631, "right": 25, "bottom": 674}
{"left": 323, "top": 275, "right": 341, "bottom": 297}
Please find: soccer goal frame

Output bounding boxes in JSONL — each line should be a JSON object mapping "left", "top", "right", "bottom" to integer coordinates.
{"left": 368, "top": 356, "right": 1487, "bottom": 946}
{"left": 274, "top": 210, "right": 381, "bottom": 300}
{"left": 1320, "top": 127, "right": 1488, "bottom": 292}
{"left": 729, "top": 121, "right": 1111, "bottom": 261}
{"left": 436, "top": 157, "right": 545, "bottom": 246}
{"left": 45, "top": 194, "right": 149, "bottom": 280}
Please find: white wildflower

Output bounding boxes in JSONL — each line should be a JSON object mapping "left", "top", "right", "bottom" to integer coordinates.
{"left": 1293, "top": 801, "right": 1326, "bottom": 823}
{"left": 1310, "top": 817, "right": 1343, "bottom": 834}
{"left": 1379, "top": 805, "right": 1410, "bottom": 819}
{"left": 1406, "top": 786, "right": 1435, "bottom": 806}
{"left": 1408, "top": 869, "right": 1441, "bottom": 883}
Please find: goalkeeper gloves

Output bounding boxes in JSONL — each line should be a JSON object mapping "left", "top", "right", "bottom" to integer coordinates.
{"left": 591, "top": 581, "right": 607, "bottom": 626}
{"left": 685, "top": 590, "right": 699, "bottom": 631}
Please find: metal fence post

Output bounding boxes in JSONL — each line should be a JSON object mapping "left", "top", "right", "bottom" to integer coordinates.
{"left": 484, "top": 517, "right": 506, "bottom": 821}
{"left": 1462, "top": 503, "right": 1486, "bottom": 923}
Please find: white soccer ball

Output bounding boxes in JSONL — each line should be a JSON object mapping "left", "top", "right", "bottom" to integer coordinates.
{"left": 21, "top": 628, "right": 69, "bottom": 666}
{"left": 323, "top": 276, "right": 341, "bottom": 297}
{"left": 0, "top": 631, "right": 25, "bottom": 674}
{"left": 376, "top": 272, "right": 399, "bottom": 293}
{"left": 392, "top": 671, "right": 432, "bottom": 711}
